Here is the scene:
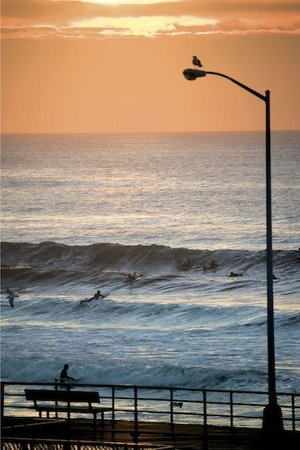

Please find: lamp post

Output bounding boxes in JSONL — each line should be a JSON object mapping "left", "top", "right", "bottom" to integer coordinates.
{"left": 182, "top": 67, "right": 283, "bottom": 434}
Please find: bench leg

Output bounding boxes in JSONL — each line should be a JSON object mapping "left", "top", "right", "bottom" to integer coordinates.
{"left": 99, "top": 412, "right": 105, "bottom": 440}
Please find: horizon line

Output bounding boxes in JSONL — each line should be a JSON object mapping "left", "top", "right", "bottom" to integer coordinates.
{"left": 1, "top": 129, "right": 300, "bottom": 136}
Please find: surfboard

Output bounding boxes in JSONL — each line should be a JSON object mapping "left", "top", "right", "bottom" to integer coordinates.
{"left": 54, "top": 378, "right": 80, "bottom": 389}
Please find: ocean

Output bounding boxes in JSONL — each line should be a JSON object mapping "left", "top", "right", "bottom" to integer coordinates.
{"left": 1, "top": 131, "right": 299, "bottom": 393}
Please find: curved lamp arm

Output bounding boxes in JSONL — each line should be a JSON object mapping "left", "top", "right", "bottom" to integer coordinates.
{"left": 183, "top": 68, "right": 266, "bottom": 101}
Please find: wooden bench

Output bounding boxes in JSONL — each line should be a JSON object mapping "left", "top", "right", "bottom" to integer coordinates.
{"left": 25, "top": 389, "right": 112, "bottom": 428}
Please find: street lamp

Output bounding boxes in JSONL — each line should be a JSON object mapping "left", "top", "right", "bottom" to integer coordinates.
{"left": 183, "top": 66, "right": 283, "bottom": 434}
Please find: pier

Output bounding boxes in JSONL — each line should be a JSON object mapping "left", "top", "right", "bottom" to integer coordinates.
{"left": 1, "top": 382, "right": 299, "bottom": 449}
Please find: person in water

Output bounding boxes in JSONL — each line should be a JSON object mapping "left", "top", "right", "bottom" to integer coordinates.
{"left": 80, "top": 290, "right": 104, "bottom": 304}
{"left": 229, "top": 272, "right": 243, "bottom": 277}
{"left": 60, "top": 364, "right": 75, "bottom": 383}
{"left": 127, "top": 272, "right": 137, "bottom": 282}
{"left": 6, "top": 288, "right": 19, "bottom": 308}
{"left": 203, "top": 260, "right": 219, "bottom": 271}
{"left": 179, "top": 258, "right": 192, "bottom": 271}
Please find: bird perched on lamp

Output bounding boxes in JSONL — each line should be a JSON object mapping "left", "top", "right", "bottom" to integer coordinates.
{"left": 192, "top": 56, "right": 202, "bottom": 67}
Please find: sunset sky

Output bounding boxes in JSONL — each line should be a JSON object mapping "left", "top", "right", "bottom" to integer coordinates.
{"left": 2, "top": 0, "right": 300, "bottom": 133}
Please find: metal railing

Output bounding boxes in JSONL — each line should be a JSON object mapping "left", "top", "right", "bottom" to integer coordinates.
{"left": 1, "top": 381, "right": 299, "bottom": 442}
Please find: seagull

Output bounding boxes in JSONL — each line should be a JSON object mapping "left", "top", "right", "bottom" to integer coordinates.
{"left": 192, "top": 56, "right": 202, "bottom": 67}
{"left": 6, "top": 288, "right": 18, "bottom": 308}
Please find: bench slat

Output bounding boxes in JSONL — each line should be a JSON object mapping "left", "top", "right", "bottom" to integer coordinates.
{"left": 25, "top": 389, "right": 100, "bottom": 403}
{"left": 35, "top": 406, "right": 111, "bottom": 413}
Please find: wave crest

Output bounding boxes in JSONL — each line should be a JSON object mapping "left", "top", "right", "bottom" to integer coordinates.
{"left": 1, "top": 241, "right": 299, "bottom": 288}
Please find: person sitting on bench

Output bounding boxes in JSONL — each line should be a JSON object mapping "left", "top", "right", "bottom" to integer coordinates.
{"left": 60, "top": 364, "right": 75, "bottom": 383}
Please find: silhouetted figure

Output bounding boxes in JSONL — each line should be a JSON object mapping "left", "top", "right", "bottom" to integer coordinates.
{"left": 127, "top": 272, "right": 137, "bottom": 282}
{"left": 6, "top": 288, "right": 18, "bottom": 308}
{"left": 179, "top": 258, "right": 193, "bottom": 271}
{"left": 80, "top": 290, "right": 104, "bottom": 304}
{"left": 203, "top": 260, "right": 219, "bottom": 271}
{"left": 229, "top": 272, "right": 243, "bottom": 277}
{"left": 60, "top": 364, "right": 75, "bottom": 383}
{"left": 192, "top": 56, "right": 202, "bottom": 67}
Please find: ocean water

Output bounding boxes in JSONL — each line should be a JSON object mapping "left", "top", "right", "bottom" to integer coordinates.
{"left": 1, "top": 132, "right": 299, "bottom": 393}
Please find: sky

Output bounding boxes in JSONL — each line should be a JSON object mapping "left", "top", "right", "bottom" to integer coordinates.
{"left": 1, "top": 0, "right": 300, "bottom": 133}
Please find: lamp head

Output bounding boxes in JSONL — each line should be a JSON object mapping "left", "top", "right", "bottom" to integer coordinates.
{"left": 183, "top": 68, "right": 206, "bottom": 81}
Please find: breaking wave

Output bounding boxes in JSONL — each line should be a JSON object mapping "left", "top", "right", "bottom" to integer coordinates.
{"left": 1, "top": 241, "right": 299, "bottom": 288}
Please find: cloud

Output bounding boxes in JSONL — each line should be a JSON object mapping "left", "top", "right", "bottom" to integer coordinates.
{"left": 2, "top": 0, "right": 300, "bottom": 39}
{"left": 70, "top": 15, "right": 218, "bottom": 37}
{"left": 72, "top": 0, "right": 180, "bottom": 4}
{"left": 1, "top": 16, "right": 218, "bottom": 39}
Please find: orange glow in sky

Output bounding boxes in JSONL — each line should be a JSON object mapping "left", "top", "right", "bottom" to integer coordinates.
{"left": 1, "top": 0, "right": 300, "bottom": 133}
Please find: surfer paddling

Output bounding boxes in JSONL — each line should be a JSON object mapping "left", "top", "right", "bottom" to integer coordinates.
{"left": 179, "top": 258, "right": 192, "bottom": 271}
{"left": 203, "top": 260, "right": 219, "bottom": 271}
{"left": 127, "top": 272, "right": 137, "bottom": 282}
{"left": 80, "top": 290, "right": 105, "bottom": 304}
{"left": 229, "top": 271, "right": 243, "bottom": 277}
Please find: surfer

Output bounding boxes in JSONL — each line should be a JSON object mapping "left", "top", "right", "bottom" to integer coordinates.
{"left": 229, "top": 272, "right": 243, "bottom": 277}
{"left": 179, "top": 258, "right": 192, "bottom": 271}
{"left": 6, "top": 288, "right": 18, "bottom": 308}
{"left": 60, "top": 364, "right": 75, "bottom": 383}
{"left": 80, "top": 290, "right": 104, "bottom": 304}
{"left": 127, "top": 272, "right": 137, "bottom": 282}
{"left": 203, "top": 260, "right": 219, "bottom": 271}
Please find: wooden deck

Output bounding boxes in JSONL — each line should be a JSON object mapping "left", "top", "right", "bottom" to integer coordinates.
{"left": 2, "top": 416, "right": 299, "bottom": 449}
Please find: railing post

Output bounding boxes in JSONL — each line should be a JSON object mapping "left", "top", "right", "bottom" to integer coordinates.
{"left": 112, "top": 385, "right": 115, "bottom": 433}
{"left": 134, "top": 386, "right": 138, "bottom": 443}
{"left": 292, "top": 394, "right": 295, "bottom": 432}
{"left": 21, "top": 439, "right": 28, "bottom": 450}
{"left": 230, "top": 391, "right": 234, "bottom": 430}
{"left": 170, "top": 387, "right": 174, "bottom": 430}
{"left": 54, "top": 379, "right": 59, "bottom": 418}
{"left": 66, "top": 384, "right": 71, "bottom": 441}
{"left": 203, "top": 389, "right": 208, "bottom": 450}
{"left": 1, "top": 382, "right": 5, "bottom": 423}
